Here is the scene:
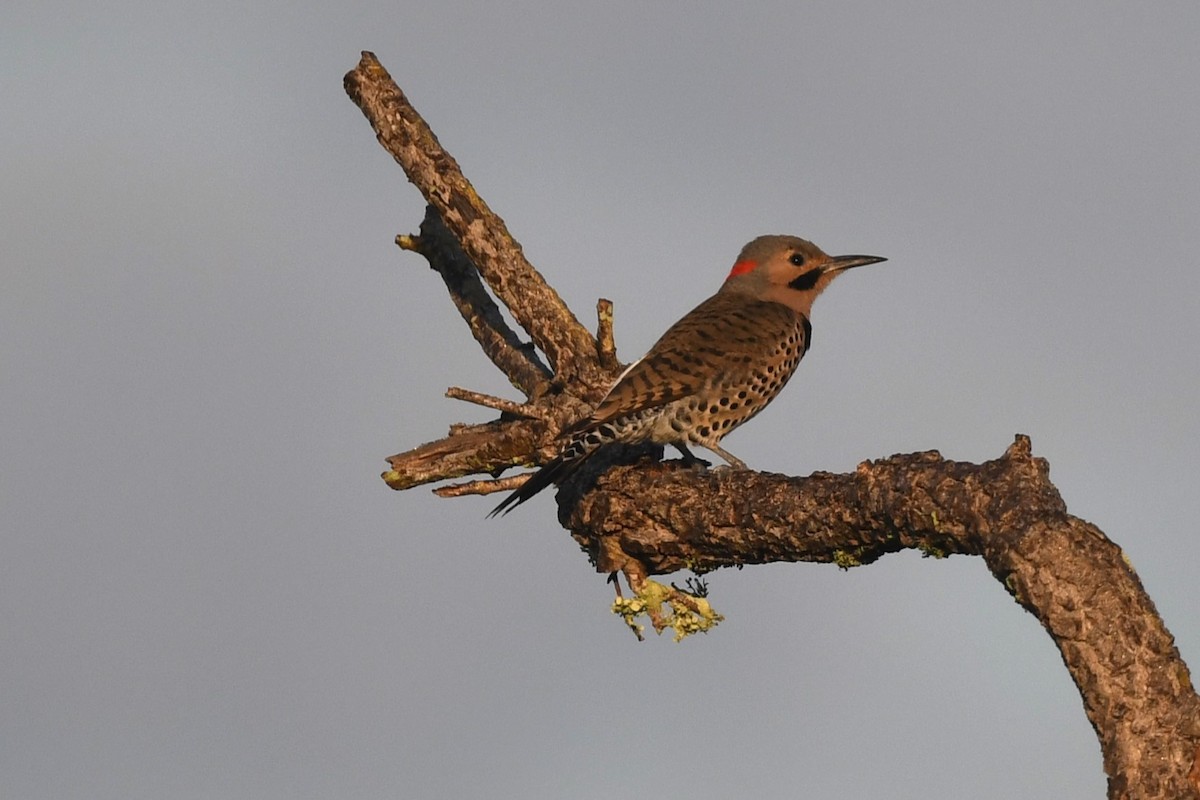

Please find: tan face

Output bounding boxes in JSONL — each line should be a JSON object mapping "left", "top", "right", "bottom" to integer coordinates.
{"left": 723, "top": 235, "right": 885, "bottom": 316}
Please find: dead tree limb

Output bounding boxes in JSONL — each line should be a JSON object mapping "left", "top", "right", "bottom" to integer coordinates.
{"left": 344, "top": 54, "right": 599, "bottom": 385}
{"left": 344, "top": 51, "right": 1200, "bottom": 799}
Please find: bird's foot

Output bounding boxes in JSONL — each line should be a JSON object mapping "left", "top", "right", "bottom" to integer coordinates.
{"left": 671, "top": 443, "right": 711, "bottom": 469}
{"left": 709, "top": 444, "right": 748, "bottom": 470}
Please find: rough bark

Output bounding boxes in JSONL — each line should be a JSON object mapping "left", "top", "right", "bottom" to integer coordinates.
{"left": 344, "top": 51, "right": 1200, "bottom": 799}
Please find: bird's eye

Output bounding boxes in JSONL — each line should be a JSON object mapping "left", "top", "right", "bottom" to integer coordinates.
{"left": 789, "top": 253, "right": 806, "bottom": 266}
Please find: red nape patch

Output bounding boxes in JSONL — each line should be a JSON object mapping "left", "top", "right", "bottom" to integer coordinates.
{"left": 726, "top": 260, "right": 756, "bottom": 280}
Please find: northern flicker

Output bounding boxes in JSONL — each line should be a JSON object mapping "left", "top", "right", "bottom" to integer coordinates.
{"left": 489, "top": 234, "right": 884, "bottom": 517}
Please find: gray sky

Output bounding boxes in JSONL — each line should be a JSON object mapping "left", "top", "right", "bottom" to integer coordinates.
{"left": 4, "top": 2, "right": 1198, "bottom": 798}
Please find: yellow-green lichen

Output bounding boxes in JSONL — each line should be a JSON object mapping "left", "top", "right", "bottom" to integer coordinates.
{"left": 612, "top": 596, "right": 647, "bottom": 640}
{"left": 833, "top": 549, "right": 862, "bottom": 570}
{"left": 611, "top": 578, "right": 723, "bottom": 642}
{"left": 917, "top": 540, "right": 949, "bottom": 559}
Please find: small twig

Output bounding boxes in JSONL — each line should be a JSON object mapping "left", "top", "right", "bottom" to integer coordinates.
{"left": 445, "top": 386, "right": 547, "bottom": 419}
{"left": 433, "top": 474, "right": 530, "bottom": 498}
{"left": 596, "top": 298, "right": 618, "bottom": 371}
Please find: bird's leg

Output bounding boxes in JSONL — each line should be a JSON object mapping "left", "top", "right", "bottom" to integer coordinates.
{"left": 672, "top": 442, "right": 711, "bottom": 468}
{"left": 708, "top": 444, "right": 748, "bottom": 470}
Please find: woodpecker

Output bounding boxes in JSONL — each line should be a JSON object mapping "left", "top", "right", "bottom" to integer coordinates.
{"left": 489, "top": 234, "right": 885, "bottom": 517}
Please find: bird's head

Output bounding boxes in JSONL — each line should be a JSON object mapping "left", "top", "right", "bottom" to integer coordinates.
{"left": 721, "top": 234, "right": 885, "bottom": 316}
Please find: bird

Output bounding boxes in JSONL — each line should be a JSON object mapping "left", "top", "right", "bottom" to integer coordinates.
{"left": 489, "top": 234, "right": 885, "bottom": 517}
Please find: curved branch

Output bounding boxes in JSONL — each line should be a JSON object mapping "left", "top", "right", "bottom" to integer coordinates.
{"left": 345, "top": 53, "right": 1200, "bottom": 798}
{"left": 563, "top": 435, "right": 1200, "bottom": 799}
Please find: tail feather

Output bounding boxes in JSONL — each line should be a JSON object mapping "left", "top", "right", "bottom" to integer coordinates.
{"left": 488, "top": 456, "right": 574, "bottom": 517}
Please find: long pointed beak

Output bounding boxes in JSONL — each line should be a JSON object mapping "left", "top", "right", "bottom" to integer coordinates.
{"left": 826, "top": 254, "right": 887, "bottom": 272}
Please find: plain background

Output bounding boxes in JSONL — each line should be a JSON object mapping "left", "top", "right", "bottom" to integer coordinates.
{"left": 4, "top": 3, "right": 1198, "bottom": 798}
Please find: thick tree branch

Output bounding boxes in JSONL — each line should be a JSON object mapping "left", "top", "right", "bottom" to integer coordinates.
{"left": 562, "top": 436, "right": 1200, "bottom": 800}
{"left": 346, "top": 53, "right": 1200, "bottom": 798}
{"left": 564, "top": 435, "right": 1062, "bottom": 575}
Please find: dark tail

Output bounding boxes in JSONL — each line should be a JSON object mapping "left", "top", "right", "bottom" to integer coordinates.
{"left": 488, "top": 455, "right": 581, "bottom": 517}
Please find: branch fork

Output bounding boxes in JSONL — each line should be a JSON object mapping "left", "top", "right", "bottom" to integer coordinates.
{"left": 346, "top": 51, "right": 1200, "bottom": 796}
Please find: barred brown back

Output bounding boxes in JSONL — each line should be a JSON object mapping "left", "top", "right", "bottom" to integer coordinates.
{"left": 562, "top": 293, "right": 809, "bottom": 460}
